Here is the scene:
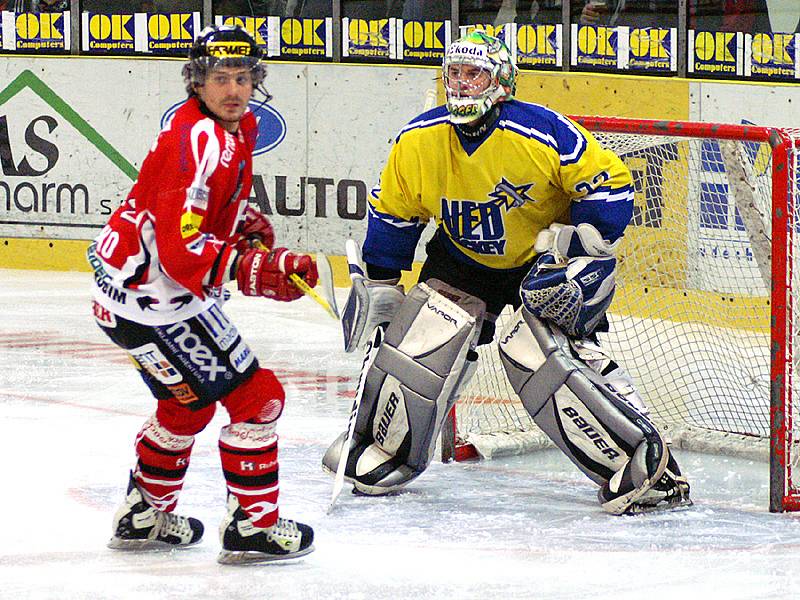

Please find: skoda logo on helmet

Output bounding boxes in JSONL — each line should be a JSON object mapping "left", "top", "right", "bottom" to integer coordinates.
{"left": 161, "top": 100, "right": 287, "bottom": 156}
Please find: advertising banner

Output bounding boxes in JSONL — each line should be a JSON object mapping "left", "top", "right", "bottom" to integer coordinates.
{"left": 2, "top": 11, "right": 70, "bottom": 51}
{"left": 278, "top": 17, "right": 333, "bottom": 59}
{"left": 571, "top": 24, "right": 624, "bottom": 69}
{"left": 397, "top": 19, "right": 450, "bottom": 63}
{"left": 516, "top": 24, "right": 562, "bottom": 68}
{"left": 81, "top": 13, "right": 136, "bottom": 53}
{"left": 688, "top": 30, "right": 743, "bottom": 77}
{"left": 215, "top": 15, "right": 281, "bottom": 57}
{"left": 135, "top": 12, "right": 200, "bottom": 55}
{"left": 744, "top": 32, "right": 800, "bottom": 81}
{"left": 342, "top": 17, "right": 397, "bottom": 60}
{"left": 571, "top": 24, "right": 676, "bottom": 72}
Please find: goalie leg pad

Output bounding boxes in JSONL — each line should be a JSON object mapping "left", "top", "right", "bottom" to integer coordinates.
{"left": 499, "top": 308, "right": 683, "bottom": 513}
{"left": 324, "top": 279, "right": 485, "bottom": 495}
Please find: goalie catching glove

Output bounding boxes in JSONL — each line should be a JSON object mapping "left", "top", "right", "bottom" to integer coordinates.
{"left": 236, "top": 247, "right": 318, "bottom": 302}
{"left": 520, "top": 223, "right": 618, "bottom": 338}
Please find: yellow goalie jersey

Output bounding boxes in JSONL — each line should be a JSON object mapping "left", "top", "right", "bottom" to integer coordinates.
{"left": 363, "top": 100, "right": 634, "bottom": 272}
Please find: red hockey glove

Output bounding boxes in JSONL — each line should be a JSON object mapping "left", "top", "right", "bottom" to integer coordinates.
{"left": 235, "top": 206, "right": 275, "bottom": 254}
{"left": 236, "top": 248, "right": 319, "bottom": 302}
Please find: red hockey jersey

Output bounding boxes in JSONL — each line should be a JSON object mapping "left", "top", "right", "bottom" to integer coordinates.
{"left": 89, "top": 97, "right": 258, "bottom": 325}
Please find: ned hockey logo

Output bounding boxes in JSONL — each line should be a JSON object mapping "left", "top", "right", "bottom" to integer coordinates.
{"left": 441, "top": 178, "right": 534, "bottom": 255}
{"left": 161, "top": 99, "right": 286, "bottom": 156}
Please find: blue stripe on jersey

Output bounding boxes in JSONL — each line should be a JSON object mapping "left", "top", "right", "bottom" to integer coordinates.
{"left": 498, "top": 101, "right": 588, "bottom": 166}
{"left": 396, "top": 106, "right": 451, "bottom": 143}
{"left": 570, "top": 185, "right": 634, "bottom": 241}
{"left": 582, "top": 183, "right": 635, "bottom": 203}
{"left": 363, "top": 208, "right": 426, "bottom": 271}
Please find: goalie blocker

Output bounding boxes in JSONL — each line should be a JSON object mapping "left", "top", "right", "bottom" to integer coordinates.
{"left": 498, "top": 308, "right": 692, "bottom": 515}
{"left": 323, "top": 279, "right": 485, "bottom": 494}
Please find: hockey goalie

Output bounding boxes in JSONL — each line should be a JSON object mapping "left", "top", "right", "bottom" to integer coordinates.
{"left": 322, "top": 31, "right": 692, "bottom": 516}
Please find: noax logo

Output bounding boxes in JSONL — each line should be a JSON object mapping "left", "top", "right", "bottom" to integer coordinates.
{"left": 207, "top": 41, "right": 252, "bottom": 57}
{"left": 161, "top": 99, "right": 286, "bottom": 156}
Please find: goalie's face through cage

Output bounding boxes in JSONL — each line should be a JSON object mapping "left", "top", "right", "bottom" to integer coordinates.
{"left": 182, "top": 25, "right": 270, "bottom": 129}
{"left": 442, "top": 31, "right": 518, "bottom": 125}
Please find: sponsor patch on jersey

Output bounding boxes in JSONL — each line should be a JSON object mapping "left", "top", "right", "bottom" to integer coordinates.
{"left": 197, "top": 305, "right": 238, "bottom": 351}
{"left": 130, "top": 343, "right": 183, "bottom": 385}
{"left": 167, "top": 382, "right": 199, "bottom": 404}
{"left": 164, "top": 322, "right": 228, "bottom": 382}
{"left": 441, "top": 178, "right": 535, "bottom": 256}
{"left": 230, "top": 340, "right": 255, "bottom": 373}
{"left": 180, "top": 210, "right": 204, "bottom": 239}
{"left": 92, "top": 300, "right": 117, "bottom": 327}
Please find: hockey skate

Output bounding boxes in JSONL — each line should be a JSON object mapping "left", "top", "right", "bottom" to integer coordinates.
{"left": 217, "top": 495, "right": 315, "bottom": 565}
{"left": 107, "top": 472, "right": 204, "bottom": 550}
{"left": 599, "top": 455, "right": 693, "bottom": 515}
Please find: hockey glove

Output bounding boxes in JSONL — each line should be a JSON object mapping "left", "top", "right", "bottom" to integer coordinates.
{"left": 340, "top": 240, "right": 405, "bottom": 353}
{"left": 521, "top": 223, "right": 618, "bottom": 338}
{"left": 237, "top": 247, "right": 318, "bottom": 302}
{"left": 521, "top": 253, "right": 616, "bottom": 338}
{"left": 235, "top": 206, "right": 275, "bottom": 254}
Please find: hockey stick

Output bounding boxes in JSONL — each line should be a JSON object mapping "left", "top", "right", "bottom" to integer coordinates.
{"left": 327, "top": 323, "right": 384, "bottom": 513}
{"left": 252, "top": 241, "right": 339, "bottom": 319}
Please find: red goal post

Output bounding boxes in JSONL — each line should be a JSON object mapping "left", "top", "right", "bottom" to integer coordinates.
{"left": 442, "top": 116, "right": 800, "bottom": 513}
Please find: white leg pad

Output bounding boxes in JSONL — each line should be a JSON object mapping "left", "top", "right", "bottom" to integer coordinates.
{"left": 322, "top": 278, "right": 485, "bottom": 494}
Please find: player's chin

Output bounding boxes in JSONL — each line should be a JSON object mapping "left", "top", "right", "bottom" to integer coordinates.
{"left": 219, "top": 105, "right": 246, "bottom": 120}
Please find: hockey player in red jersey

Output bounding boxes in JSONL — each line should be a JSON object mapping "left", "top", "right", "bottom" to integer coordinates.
{"left": 88, "top": 25, "right": 316, "bottom": 564}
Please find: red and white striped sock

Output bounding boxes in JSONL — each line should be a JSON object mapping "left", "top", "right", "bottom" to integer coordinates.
{"left": 219, "top": 422, "right": 279, "bottom": 528}
{"left": 132, "top": 415, "right": 195, "bottom": 512}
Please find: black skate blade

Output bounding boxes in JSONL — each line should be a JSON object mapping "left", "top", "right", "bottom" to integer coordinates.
{"left": 625, "top": 495, "right": 694, "bottom": 516}
{"left": 107, "top": 536, "right": 201, "bottom": 551}
{"left": 350, "top": 485, "right": 402, "bottom": 497}
{"left": 217, "top": 545, "right": 315, "bottom": 565}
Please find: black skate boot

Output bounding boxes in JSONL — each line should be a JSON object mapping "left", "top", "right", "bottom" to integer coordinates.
{"left": 217, "top": 495, "right": 314, "bottom": 564}
{"left": 107, "top": 472, "right": 204, "bottom": 550}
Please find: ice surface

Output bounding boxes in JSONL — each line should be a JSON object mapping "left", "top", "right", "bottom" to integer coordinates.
{"left": 1, "top": 269, "right": 800, "bottom": 599}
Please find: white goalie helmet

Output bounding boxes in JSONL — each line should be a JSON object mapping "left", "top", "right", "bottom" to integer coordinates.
{"left": 442, "top": 31, "right": 518, "bottom": 124}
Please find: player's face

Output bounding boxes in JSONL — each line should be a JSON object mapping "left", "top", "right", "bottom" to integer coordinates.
{"left": 197, "top": 66, "right": 253, "bottom": 132}
{"left": 445, "top": 63, "right": 492, "bottom": 98}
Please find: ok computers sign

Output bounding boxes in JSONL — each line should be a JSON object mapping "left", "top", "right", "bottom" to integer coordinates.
{"left": 160, "top": 99, "right": 287, "bottom": 156}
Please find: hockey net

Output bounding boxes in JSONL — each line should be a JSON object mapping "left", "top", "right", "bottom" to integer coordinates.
{"left": 447, "top": 117, "right": 800, "bottom": 512}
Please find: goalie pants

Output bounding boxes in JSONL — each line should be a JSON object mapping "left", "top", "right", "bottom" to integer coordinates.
{"left": 420, "top": 229, "right": 610, "bottom": 345}
{"left": 94, "top": 300, "right": 285, "bottom": 527}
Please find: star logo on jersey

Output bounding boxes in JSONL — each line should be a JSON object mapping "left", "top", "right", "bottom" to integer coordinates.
{"left": 487, "top": 178, "right": 534, "bottom": 210}
{"left": 441, "top": 179, "right": 535, "bottom": 256}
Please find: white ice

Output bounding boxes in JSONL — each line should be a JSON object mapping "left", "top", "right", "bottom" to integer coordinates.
{"left": 2, "top": 269, "right": 800, "bottom": 600}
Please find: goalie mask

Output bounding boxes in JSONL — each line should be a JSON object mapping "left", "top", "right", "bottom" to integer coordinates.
{"left": 182, "top": 25, "right": 270, "bottom": 101}
{"left": 442, "top": 31, "right": 518, "bottom": 125}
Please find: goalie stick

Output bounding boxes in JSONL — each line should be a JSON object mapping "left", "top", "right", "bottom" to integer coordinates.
{"left": 327, "top": 324, "right": 384, "bottom": 513}
{"left": 327, "top": 239, "right": 385, "bottom": 512}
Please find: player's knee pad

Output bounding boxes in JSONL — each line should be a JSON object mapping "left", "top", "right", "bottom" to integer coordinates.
{"left": 155, "top": 398, "right": 216, "bottom": 436}
{"left": 220, "top": 421, "right": 278, "bottom": 449}
{"left": 498, "top": 308, "right": 671, "bottom": 505}
{"left": 221, "top": 367, "right": 285, "bottom": 424}
{"left": 323, "top": 279, "right": 485, "bottom": 495}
